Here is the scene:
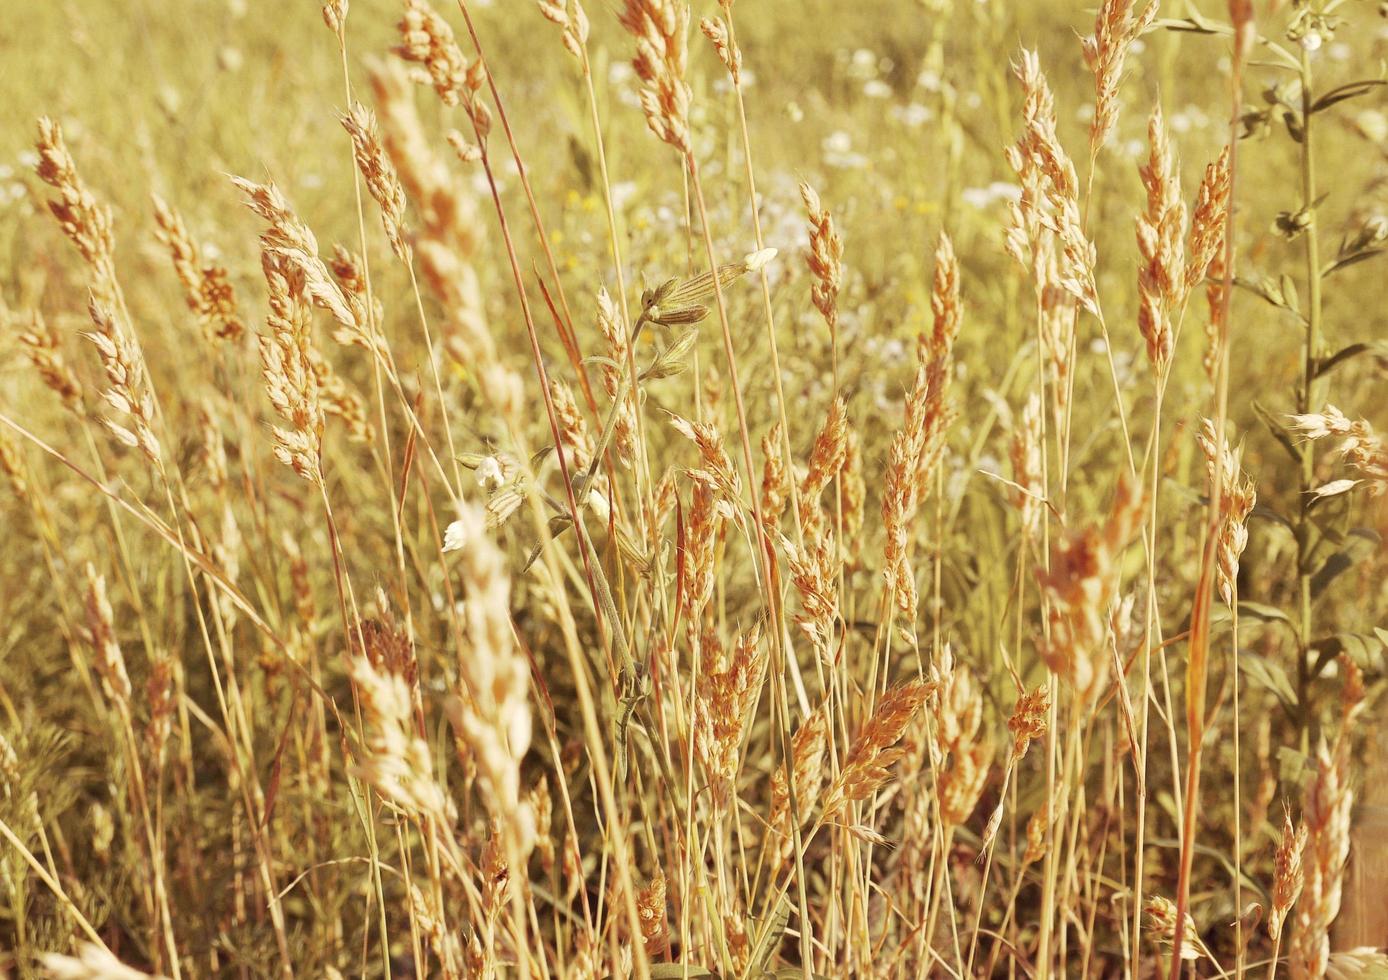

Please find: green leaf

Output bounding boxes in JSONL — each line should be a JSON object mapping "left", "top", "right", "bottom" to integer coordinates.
{"left": 1311, "top": 78, "right": 1388, "bottom": 114}
{"left": 1253, "top": 400, "right": 1301, "bottom": 464}
{"left": 745, "top": 897, "right": 791, "bottom": 979}
{"left": 1241, "top": 651, "right": 1298, "bottom": 708}
{"left": 1310, "top": 528, "right": 1381, "bottom": 598}
{"left": 1310, "top": 632, "right": 1386, "bottom": 674}
{"left": 1313, "top": 340, "right": 1388, "bottom": 379}
{"left": 1323, "top": 248, "right": 1387, "bottom": 277}
{"left": 1277, "top": 746, "right": 1311, "bottom": 785}
{"left": 1237, "top": 601, "right": 1294, "bottom": 625}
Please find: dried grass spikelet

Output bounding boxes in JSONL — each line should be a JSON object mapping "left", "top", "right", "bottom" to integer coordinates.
{"left": 1288, "top": 662, "right": 1363, "bottom": 980}
{"left": 256, "top": 257, "right": 324, "bottom": 486}
{"left": 40, "top": 943, "right": 165, "bottom": 980}
{"left": 1135, "top": 106, "right": 1185, "bottom": 372}
{"left": 409, "top": 881, "right": 464, "bottom": 976}
{"left": 800, "top": 181, "right": 843, "bottom": 332}
{"left": 550, "top": 377, "right": 595, "bottom": 472}
{"left": 1036, "top": 475, "right": 1144, "bottom": 703}
{"left": 1269, "top": 804, "right": 1308, "bottom": 939}
{"left": 1006, "top": 52, "right": 1098, "bottom": 316}
{"left": 0, "top": 427, "right": 30, "bottom": 504}
{"left": 637, "top": 868, "right": 668, "bottom": 956}
{"left": 700, "top": 15, "right": 740, "bottom": 82}
{"left": 931, "top": 650, "right": 994, "bottom": 827}
{"left": 1082, "top": 0, "right": 1158, "bottom": 155}
{"left": 367, "top": 57, "right": 491, "bottom": 368}
{"left": 233, "top": 176, "right": 375, "bottom": 352}
{"left": 443, "top": 503, "right": 535, "bottom": 854}
{"left": 341, "top": 102, "right": 411, "bottom": 263}
{"left": 17, "top": 311, "right": 83, "bottom": 411}
{"left": 33, "top": 117, "right": 118, "bottom": 306}
{"left": 880, "top": 244, "right": 960, "bottom": 620}
{"left": 1289, "top": 405, "right": 1388, "bottom": 496}
{"left": 83, "top": 563, "right": 132, "bottom": 706}
{"left": 1185, "top": 146, "right": 1233, "bottom": 301}
{"left": 84, "top": 297, "right": 162, "bottom": 465}
{"left": 480, "top": 820, "right": 510, "bottom": 928}
{"left": 823, "top": 679, "right": 933, "bottom": 820}
{"left": 1196, "top": 418, "right": 1257, "bottom": 606}
{"left": 1022, "top": 802, "right": 1049, "bottom": 865}
{"left": 759, "top": 422, "right": 789, "bottom": 530}
{"left": 150, "top": 193, "right": 245, "bottom": 343}
{"left": 767, "top": 705, "right": 829, "bottom": 868}
{"left": 321, "top": 0, "right": 348, "bottom": 37}
{"left": 528, "top": 777, "right": 555, "bottom": 874}
{"left": 1325, "top": 948, "right": 1388, "bottom": 979}
{"left": 1145, "top": 895, "right": 1203, "bottom": 961}
{"left": 694, "top": 623, "right": 767, "bottom": 809}
{"left": 594, "top": 291, "right": 637, "bottom": 469}
{"left": 350, "top": 654, "right": 452, "bottom": 821}
{"left": 679, "top": 474, "right": 724, "bottom": 623}
{"left": 396, "top": 0, "right": 468, "bottom": 106}
{"left": 144, "top": 652, "right": 175, "bottom": 770}
{"left": 669, "top": 413, "right": 742, "bottom": 516}
{"left": 1007, "top": 683, "right": 1050, "bottom": 764}
{"left": 538, "top": 0, "right": 590, "bottom": 60}
{"left": 1008, "top": 392, "right": 1044, "bottom": 542}
{"left": 618, "top": 0, "right": 692, "bottom": 154}
{"left": 798, "top": 395, "right": 848, "bottom": 529}
{"left": 783, "top": 520, "right": 841, "bottom": 657}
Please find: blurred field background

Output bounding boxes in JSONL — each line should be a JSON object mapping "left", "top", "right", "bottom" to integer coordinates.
{"left": 1, "top": 0, "right": 1387, "bottom": 976}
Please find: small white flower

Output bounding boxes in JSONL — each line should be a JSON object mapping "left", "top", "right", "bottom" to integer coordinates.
{"left": 745, "top": 247, "right": 778, "bottom": 271}
{"left": 1301, "top": 31, "right": 1323, "bottom": 52}
{"left": 476, "top": 455, "right": 505, "bottom": 492}
{"left": 442, "top": 519, "right": 467, "bottom": 554}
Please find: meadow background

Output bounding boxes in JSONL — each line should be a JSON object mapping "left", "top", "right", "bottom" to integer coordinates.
{"left": 1, "top": 0, "right": 1386, "bottom": 976}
